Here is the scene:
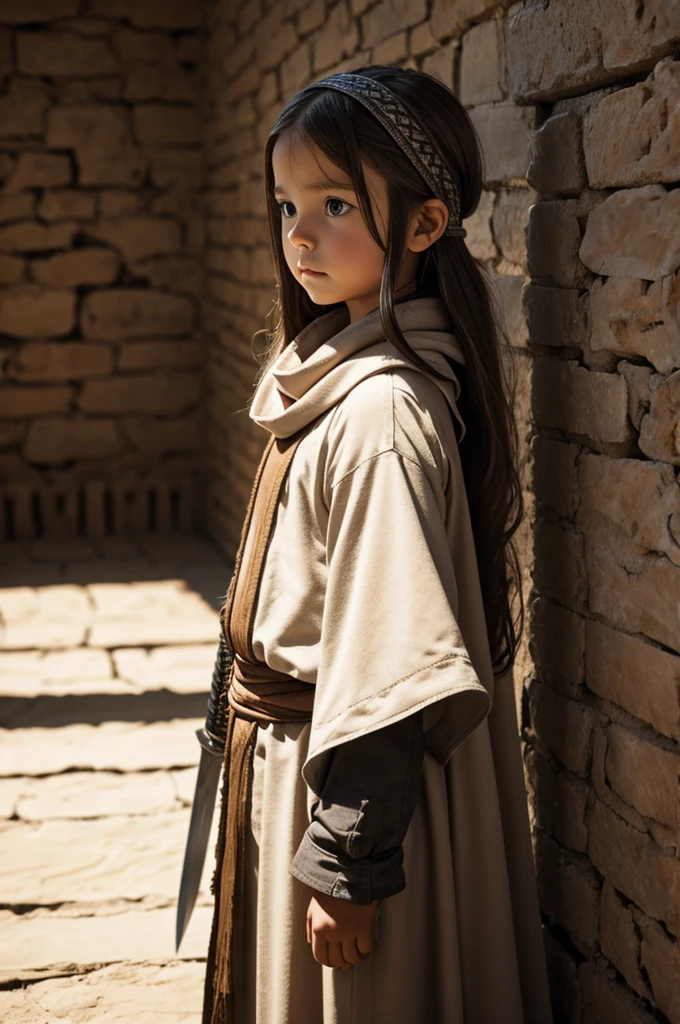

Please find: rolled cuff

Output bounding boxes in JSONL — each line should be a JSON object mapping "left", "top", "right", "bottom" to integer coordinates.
{"left": 289, "top": 828, "right": 405, "bottom": 904}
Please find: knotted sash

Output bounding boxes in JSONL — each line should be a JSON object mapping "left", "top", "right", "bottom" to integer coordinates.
{"left": 203, "top": 418, "right": 320, "bottom": 1024}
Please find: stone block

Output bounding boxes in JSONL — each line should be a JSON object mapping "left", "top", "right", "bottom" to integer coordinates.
{"left": 37, "top": 189, "right": 96, "bottom": 222}
{"left": 580, "top": 185, "right": 680, "bottom": 280}
{"left": 5, "top": 341, "right": 112, "bottom": 382}
{"left": 525, "top": 746, "right": 589, "bottom": 852}
{"left": 579, "top": 961, "right": 657, "bottom": 1024}
{"left": 4, "top": 152, "right": 71, "bottom": 192}
{"left": 618, "top": 362, "right": 655, "bottom": 431}
{"left": 585, "top": 58, "right": 680, "bottom": 188}
{"left": 0, "top": 286, "right": 75, "bottom": 338}
{"left": 79, "top": 374, "right": 201, "bottom": 415}
{"left": 124, "top": 65, "right": 199, "bottom": 103}
{"left": 98, "top": 189, "right": 144, "bottom": 218}
{"left": 89, "top": 215, "right": 182, "bottom": 261}
{"left": 588, "top": 796, "right": 680, "bottom": 937}
{"left": 492, "top": 188, "right": 534, "bottom": 268}
{"left": 459, "top": 18, "right": 503, "bottom": 105}
{"left": 133, "top": 103, "right": 201, "bottom": 146}
{"left": 0, "top": 253, "right": 24, "bottom": 283}
{"left": 430, "top": 0, "right": 501, "bottom": 40}
{"left": 148, "top": 146, "right": 201, "bottom": 188}
{"left": 1, "top": 811, "right": 213, "bottom": 903}
{"left": 130, "top": 255, "right": 204, "bottom": 296}
{"left": 421, "top": 41, "right": 457, "bottom": 91}
{"left": 31, "top": 248, "right": 120, "bottom": 287}
{"left": 638, "top": 369, "right": 680, "bottom": 465}
{"left": 468, "top": 103, "right": 537, "bottom": 185}
{"left": 0, "top": 909, "right": 210, "bottom": 979}
{"left": 529, "top": 679, "right": 595, "bottom": 776}
{"left": 640, "top": 917, "right": 680, "bottom": 1023}
{"left": 600, "top": 882, "right": 648, "bottom": 999}
{"left": 122, "top": 413, "right": 202, "bottom": 452}
{"left": 89, "top": 0, "right": 204, "bottom": 29}
{"left": 605, "top": 724, "right": 680, "bottom": 828}
{"left": 0, "top": 221, "right": 76, "bottom": 254}
{"left": 17, "top": 31, "right": 116, "bottom": 76}
{"left": 23, "top": 416, "right": 122, "bottom": 463}
{"left": 578, "top": 453, "right": 680, "bottom": 565}
{"left": 527, "top": 111, "right": 587, "bottom": 195}
{"left": 543, "top": 931, "right": 581, "bottom": 1024}
{"left": 584, "top": 526, "right": 680, "bottom": 652}
{"left": 0, "top": 0, "right": 78, "bottom": 21}
{"left": 524, "top": 285, "right": 588, "bottom": 350}
{"left": 0, "top": 81, "right": 49, "bottom": 138}
{"left": 255, "top": 9, "right": 296, "bottom": 70}
{"left": 589, "top": 273, "right": 680, "bottom": 374}
{"left": 298, "top": 0, "right": 325, "bottom": 35}
{"left": 47, "top": 105, "right": 145, "bottom": 187}
{"left": 313, "top": 0, "right": 360, "bottom": 71}
{"left": 81, "top": 289, "right": 195, "bottom": 339}
{"left": 527, "top": 199, "right": 589, "bottom": 288}
{"left": 505, "top": 0, "right": 679, "bottom": 102}
{"left": 0, "top": 386, "right": 72, "bottom": 418}
{"left": 463, "top": 189, "right": 496, "bottom": 261}
{"left": 116, "top": 339, "right": 201, "bottom": 371}
{"left": 281, "top": 41, "right": 312, "bottom": 97}
{"left": 112, "top": 643, "right": 217, "bottom": 693}
{"left": 0, "top": 193, "right": 34, "bottom": 224}
{"left": 535, "top": 834, "right": 600, "bottom": 954}
{"left": 111, "top": 26, "right": 176, "bottom": 65}
{"left": 533, "top": 358, "right": 634, "bottom": 446}
{"left": 531, "top": 595, "right": 585, "bottom": 696}
{"left": 532, "top": 435, "right": 580, "bottom": 520}
{"left": 13, "top": 769, "right": 186, "bottom": 817}
{"left": 533, "top": 515, "right": 586, "bottom": 615}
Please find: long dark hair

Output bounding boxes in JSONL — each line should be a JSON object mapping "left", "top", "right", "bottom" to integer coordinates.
{"left": 256, "top": 65, "right": 524, "bottom": 680}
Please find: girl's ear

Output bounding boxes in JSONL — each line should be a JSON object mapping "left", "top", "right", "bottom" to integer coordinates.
{"left": 406, "top": 198, "right": 449, "bottom": 254}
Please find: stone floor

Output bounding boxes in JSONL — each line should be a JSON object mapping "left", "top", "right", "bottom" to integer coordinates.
{"left": 0, "top": 533, "right": 233, "bottom": 1023}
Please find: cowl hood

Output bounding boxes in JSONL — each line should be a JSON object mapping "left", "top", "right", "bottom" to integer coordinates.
{"left": 249, "top": 295, "right": 466, "bottom": 440}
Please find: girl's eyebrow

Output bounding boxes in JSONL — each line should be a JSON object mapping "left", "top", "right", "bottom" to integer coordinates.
{"left": 273, "top": 180, "right": 356, "bottom": 196}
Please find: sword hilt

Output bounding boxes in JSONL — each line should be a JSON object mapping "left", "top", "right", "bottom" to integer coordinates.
{"left": 203, "top": 631, "right": 233, "bottom": 752}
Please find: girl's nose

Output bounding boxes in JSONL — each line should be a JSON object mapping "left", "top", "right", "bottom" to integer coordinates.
{"left": 287, "top": 214, "right": 317, "bottom": 250}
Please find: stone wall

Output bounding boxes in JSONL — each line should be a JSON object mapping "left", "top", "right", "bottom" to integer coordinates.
{"left": 202, "top": 1, "right": 680, "bottom": 1021}
{"left": 0, "top": 0, "right": 206, "bottom": 540}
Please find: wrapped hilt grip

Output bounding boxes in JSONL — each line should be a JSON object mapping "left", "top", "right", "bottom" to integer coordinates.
{"left": 202, "top": 632, "right": 234, "bottom": 754}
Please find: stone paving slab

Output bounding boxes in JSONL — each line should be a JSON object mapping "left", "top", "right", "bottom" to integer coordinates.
{"left": 10, "top": 768, "right": 197, "bottom": 820}
{"left": 112, "top": 643, "right": 219, "bottom": 692}
{"left": 0, "top": 720, "right": 203, "bottom": 775}
{"left": 0, "top": 644, "right": 218, "bottom": 698}
{"left": 0, "top": 904, "right": 212, "bottom": 977}
{"left": 0, "top": 811, "right": 218, "bottom": 903}
{"left": 0, "top": 961, "right": 205, "bottom": 1024}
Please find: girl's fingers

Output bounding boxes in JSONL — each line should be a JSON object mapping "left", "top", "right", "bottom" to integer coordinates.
{"left": 311, "top": 933, "right": 331, "bottom": 968}
{"left": 306, "top": 909, "right": 311, "bottom": 945}
{"left": 356, "top": 933, "right": 376, "bottom": 957}
{"left": 341, "top": 939, "right": 362, "bottom": 966}
{"left": 327, "top": 939, "right": 350, "bottom": 970}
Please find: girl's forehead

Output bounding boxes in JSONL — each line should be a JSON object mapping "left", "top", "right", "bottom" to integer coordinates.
{"left": 271, "top": 131, "right": 383, "bottom": 194}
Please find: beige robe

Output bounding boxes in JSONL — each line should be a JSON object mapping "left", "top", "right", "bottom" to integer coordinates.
{"left": 225, "top": 296, "right": 553, "bottom": 1023}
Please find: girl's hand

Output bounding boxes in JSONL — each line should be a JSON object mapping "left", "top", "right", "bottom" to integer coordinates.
{"left": 306, "top": 891, "right": 380, "bottom": 970}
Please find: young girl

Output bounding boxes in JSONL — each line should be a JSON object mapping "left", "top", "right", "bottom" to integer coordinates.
{"left": 203, "top": 65, "right": 554, "bottom": 1024}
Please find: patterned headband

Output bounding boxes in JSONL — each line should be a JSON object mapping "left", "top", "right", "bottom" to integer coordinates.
{"left": 300, "top": 72, "right": 467, "bottom": 239}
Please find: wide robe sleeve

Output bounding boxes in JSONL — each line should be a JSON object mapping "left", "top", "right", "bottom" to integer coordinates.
{"left": 301, "top": 432, "right": 492, "bottom": 801}
{"left": 290, "top": 709, "right": 425, "bottom": 903}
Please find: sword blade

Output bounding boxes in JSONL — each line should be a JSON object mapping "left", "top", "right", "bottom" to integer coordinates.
{"left": 175, "top": 738, "right": 223, "bottom": 951}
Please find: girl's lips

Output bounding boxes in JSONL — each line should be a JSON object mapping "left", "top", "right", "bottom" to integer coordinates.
{"left": 300, "top": 268, "right": 326, "bottom": 276}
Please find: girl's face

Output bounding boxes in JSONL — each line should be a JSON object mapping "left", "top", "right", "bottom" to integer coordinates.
{"left": 271, "top": 130, "right": 423, "bottom": 324}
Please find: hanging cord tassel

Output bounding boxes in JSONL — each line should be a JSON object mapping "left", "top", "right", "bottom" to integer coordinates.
{"left": 209, "top": 712, "right": 258, "bottom": 1024}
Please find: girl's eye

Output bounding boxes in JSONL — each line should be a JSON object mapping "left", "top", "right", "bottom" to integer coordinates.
{"left": 277, "top": 198, "right": 352, "bottom": 219}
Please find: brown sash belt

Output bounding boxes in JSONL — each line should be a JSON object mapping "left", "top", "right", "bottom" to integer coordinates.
{"left": 204, "top": 421, "right": 319, "bottom": 1024}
